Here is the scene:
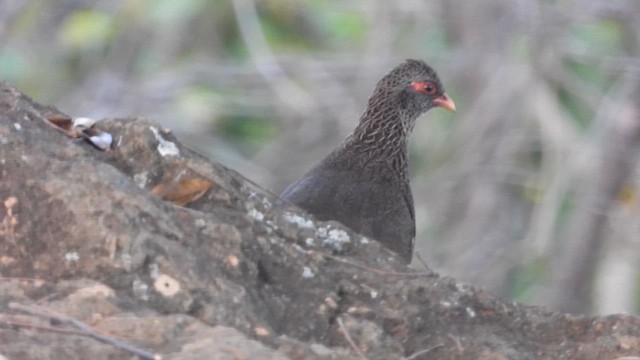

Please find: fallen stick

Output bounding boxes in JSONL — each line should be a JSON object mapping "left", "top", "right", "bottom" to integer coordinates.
{"left": 8, "top": 302, "right": 161, "bottom": 360}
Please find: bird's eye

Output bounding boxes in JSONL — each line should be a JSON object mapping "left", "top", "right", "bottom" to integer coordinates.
{"left": 410, "top": 81, "right": 437, "bottom": 95}
{"left": 423, "top": 82, "right": 436, "bottom": 94}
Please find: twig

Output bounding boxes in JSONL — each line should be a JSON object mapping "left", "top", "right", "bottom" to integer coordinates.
{"left": 0, "top": 316, "right": 88, "bottom": 336}
{"left": 448, "top": 333, "right": 464, "bottom": 353}
{"left": 9, "top": 302, "right": 161, "bottom": 360}
{"left": 404, "top": 344, "right": 444, "bottom": 360}
{"left": 307, "top": 250, "right": 433, "bottom": 277}
{"left": 2, "top": 196, "right": 20, "bottom": 253}
{"left": 336, "top": 316, "right": 368, "bottom": 360}
{"left": 230, "top": 0, "right": 315, "bottom": 117}
{"left": 413, "top": 251, "right": 433, "bottom": 273}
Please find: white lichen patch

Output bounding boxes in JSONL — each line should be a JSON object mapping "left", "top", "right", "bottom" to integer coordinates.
{"left": 248, "top": 191, "right": 273, "bottom": 209}
{"left": 360, "top": 237, "right": 370, "bottom": 244}
{"left": 282, "top": 212, "right": 314, "bottom": 229}
{"left": 149, "top": 126, "right": 180, "bottom": 157}
{"left": 305, "top": 237, "right": 315, "bottom": 246}
{"left": 265, "top": 220, "right": 276, "bottom": 229}
{"left": 369, "top": 290, "right": 378, "bottom": 299}
{"left": 455, "top": 282, "right": 473, "bottom": 295}
{"left": 154, "top": 274, "right": 181, "bottom": 297}
{"left": 132, "top": 278, "right": 149, "bottom": 301}
{"left": 194, "top": 218, "right": 206, "bottom": 228}
{"left": 302, "top": 266, "right": 314, "bottom": 278}
{"left": 13, "top": 123, "right": 21, "bottom": 131}
{"left": 466, "top": 307, "right": 476, "bottom": 318}
{"left": 120, "top": 253, "right": 133, "bottom": 271}
{"left": 310, "top": 343, "right": 334, "bottom": 356}
{"left": 148, "top": 263, "right": 160, "bottom": 279}
{"left": 320, "top": 228, "right": 351, "bottom": 251}
{"left": 64, "top": 252, "right": 80, "bottom": 262}
{"left": 133, "top": 171, "right": 149, "bottom": 188}
{"left": 248, "top": 208, "right": 264, "bottom": 221}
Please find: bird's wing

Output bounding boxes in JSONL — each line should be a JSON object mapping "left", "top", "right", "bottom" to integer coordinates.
{"left": 282, "top": 168, "right": 415, "bottom": 231}
{"left": 282, "top": 167, "right": 416, "bottom": 262}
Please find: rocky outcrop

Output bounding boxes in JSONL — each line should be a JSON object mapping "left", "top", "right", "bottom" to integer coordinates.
{"left": 1, "top": 82, "right": 639, "bottom": 359}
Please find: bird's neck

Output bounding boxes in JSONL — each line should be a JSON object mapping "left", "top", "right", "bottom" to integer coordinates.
{"left": 339, "top": 102, "right": 420, "bottom": 179}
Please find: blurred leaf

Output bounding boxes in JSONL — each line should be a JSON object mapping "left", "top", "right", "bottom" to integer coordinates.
{"left": 259, "top": 1, "right": 323, "bottom": 50}
{"left": 216, "top": 115, "right": 278, "bottom": 155}
{"left": 510, "top": 258, "right": 547, "bottom": 302}
{"left": 558, "top": 87, "right": 591, "bottom": 129}
{"left": 571, "top": 20, "right": 622, "bottom": 59}
{"left": 559, "top": 21, "right": 622, "bottom": 128}
{"left": 177, "top": 87, "right": 223, "bottom": 124}
{"left": 59, "top": 10, "right": 114, "bottom": 50}
{"left": 566, "top": 61, "right": 608, "bottom": 92}
{"left": 325, "top": 11, "right": 365, "bottom": 41}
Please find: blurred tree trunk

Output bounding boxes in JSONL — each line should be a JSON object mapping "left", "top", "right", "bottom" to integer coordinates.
{"left": 545, "top": 78, "right": 640, "bottom": 313}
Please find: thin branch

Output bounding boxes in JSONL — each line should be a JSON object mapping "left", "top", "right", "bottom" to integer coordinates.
{"left": 337, "top": 316, "right": 368, "bottom": 360}
{"left": 230, "top": 0, "right": 315, "bottom": 117}
{"left": 0, "top": 316, "right": 89, "bottom": 336}
{"left": 9, "top": 302, "right": 161, "bottom": 360}
{"left": 307, "top": 249, "right": 434, "bottom": 277}
{"left": 404, "top": 344, "right": 444, "bottom": 360}
{"left": 546, "top": 74, "right": 640, "bottom": 313}
{"left": 448, "top": 333, "right": 464, "bottom": 353}
{"left": 413, "top": 251, "right": 433, "bottom": 273}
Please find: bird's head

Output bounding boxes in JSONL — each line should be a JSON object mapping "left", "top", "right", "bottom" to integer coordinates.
{"left": 373, "top": 59, "right": 456, "bottom": 114}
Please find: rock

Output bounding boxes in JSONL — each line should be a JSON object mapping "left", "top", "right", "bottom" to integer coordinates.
{"left": 1, "top": 81, "right": 640, "bottom": 359}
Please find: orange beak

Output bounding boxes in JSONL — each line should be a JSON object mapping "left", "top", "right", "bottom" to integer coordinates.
{"left": 433, "top": 93, "right": 456, "bottom": 112}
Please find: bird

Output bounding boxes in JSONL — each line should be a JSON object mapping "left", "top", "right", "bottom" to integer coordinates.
{"left": 280, "top": 59, "right": 455, "bottom": 263}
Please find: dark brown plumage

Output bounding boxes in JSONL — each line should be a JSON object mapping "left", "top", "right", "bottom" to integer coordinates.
{"left": 281, "top": 59, "right": 455, "bottom": 263}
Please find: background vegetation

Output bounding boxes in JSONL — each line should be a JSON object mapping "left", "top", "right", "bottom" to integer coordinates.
{"left": 2, "top": 0, "right": 640, "bottom": 315}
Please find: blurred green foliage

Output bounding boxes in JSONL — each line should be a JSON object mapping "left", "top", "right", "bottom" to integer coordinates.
{"left": 15, "top": 1, "right": 370, "bottom": 153}
{"left": 560, "top": 21, "right": 623, "bottom": 129}
{"left": 217, "top": 115, "right": 279, "bottom": 155}
{"left": 59, "top": 10, "right": 114, "bottom": 50}
{"left": 3, "top": 1, "right": 627, "bottom": 148}
{"left": 0, "top": 1, "right": 630, "bottom": 180}
{"left": 510, "top": 257, "right": 547, "bottom": 302}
